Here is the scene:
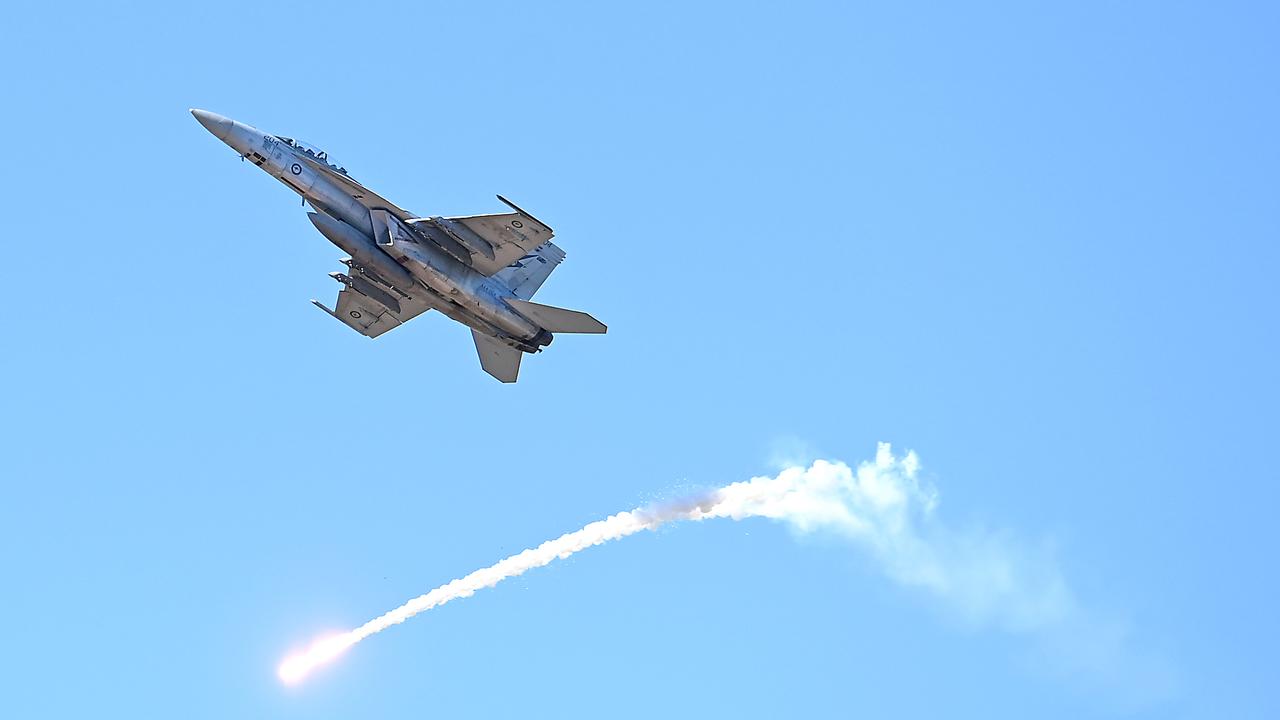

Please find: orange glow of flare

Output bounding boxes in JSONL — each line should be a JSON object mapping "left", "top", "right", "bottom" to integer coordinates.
{"left": 277, "top": 632, "right": 356, "bottom": 685}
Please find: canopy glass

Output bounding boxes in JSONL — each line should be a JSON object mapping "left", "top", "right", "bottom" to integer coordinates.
{"left": 274, "top": 136, "right": 348, "bottom": 175}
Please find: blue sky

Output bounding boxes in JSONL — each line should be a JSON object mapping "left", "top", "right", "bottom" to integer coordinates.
{"left": 2, "top": 1, "right": 1277, "bottom": 717}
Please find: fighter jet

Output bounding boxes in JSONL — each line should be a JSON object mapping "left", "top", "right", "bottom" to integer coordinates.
{"left": 191, "top": 109, "right": 605, "bottom": 382}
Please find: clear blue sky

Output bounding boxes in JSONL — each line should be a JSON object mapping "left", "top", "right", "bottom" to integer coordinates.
{"left": 2, "top": 2, "right": 1277, "bottom": 717}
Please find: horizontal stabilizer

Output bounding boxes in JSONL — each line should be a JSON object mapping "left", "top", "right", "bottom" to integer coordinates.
{"left": 472, "top": 330, "right": 523, "bottom": 383}
{"left": 505, "top": 298, "right": 606, "bottom": 334}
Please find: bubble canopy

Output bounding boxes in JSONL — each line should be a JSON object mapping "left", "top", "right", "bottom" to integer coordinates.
{"left": 274, "top": 136, "right": 348, "bottom": 174}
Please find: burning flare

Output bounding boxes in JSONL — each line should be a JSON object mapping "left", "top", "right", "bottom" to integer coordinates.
{"left": 278, "top": 632, "right": 357, "bottom": 684}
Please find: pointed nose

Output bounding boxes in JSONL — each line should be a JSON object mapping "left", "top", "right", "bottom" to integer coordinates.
{"left": 190, "top": 108, "right": 233, "bottom": 140}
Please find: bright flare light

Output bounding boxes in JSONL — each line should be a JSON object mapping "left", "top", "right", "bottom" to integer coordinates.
{"left": 277, "top": 632, "right": 356, "bottom": 684}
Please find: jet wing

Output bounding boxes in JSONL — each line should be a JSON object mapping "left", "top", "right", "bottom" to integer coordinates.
{"left": 492, "top": 241, "right": 566, "bottom": 299}
{"left": 432, "top": 196, "right": 557, "bottom": 276}
{"left": 401, "top": 211, "right": 551, "bottom": 276}
{"left": 311, "top": 261, "right": 431, "bottom": 338}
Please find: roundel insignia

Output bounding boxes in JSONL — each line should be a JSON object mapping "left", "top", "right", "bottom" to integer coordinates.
{"left": 349, "top": 310, "right": 362, "bottom": 319}
{"left": 511, "top": 220, "right": 524, "bottom": 229}
{"left": 291, "top": 163, "right": 303, "bottom": 175}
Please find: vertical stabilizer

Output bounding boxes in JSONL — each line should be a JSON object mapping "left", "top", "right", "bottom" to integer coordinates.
{"left": 471, "top": 330, "right": 523, "bottom": 383}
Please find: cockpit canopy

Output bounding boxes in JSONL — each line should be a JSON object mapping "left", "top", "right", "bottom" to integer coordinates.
{"left": 274, "top": 136, "right": 349, "bottom": 175}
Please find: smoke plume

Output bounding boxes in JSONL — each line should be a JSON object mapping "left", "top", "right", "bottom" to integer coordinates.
{"left": 278, "top": 444, "right": 1167, "bottom": 702}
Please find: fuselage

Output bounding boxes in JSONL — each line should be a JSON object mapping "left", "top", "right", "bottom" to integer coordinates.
{"left": 192, "top": 110, "right": 548, "bottom": 350}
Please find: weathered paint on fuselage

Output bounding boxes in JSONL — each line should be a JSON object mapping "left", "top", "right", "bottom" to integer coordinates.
{"left": 195, "top": 111, "right": 545, "bottom": 348}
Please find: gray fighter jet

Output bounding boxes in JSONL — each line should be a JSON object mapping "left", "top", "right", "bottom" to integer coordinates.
{"left": 191, "top": 109, "right": 605, "bottom": 382}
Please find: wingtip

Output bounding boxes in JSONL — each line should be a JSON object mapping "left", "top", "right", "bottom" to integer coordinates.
{"left": 310, "top": 299, "right": 339, "bottom": 318}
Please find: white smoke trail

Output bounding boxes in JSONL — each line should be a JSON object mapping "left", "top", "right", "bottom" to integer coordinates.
{"left": 276, "top": 494, "right": 723, "bottom": 683}
{"left": 280, "top": 443, "right": 1094, "bottom": 687}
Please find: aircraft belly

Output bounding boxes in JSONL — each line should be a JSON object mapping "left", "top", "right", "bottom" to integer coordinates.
{"left": 395, "top": 243, "right": 539, "bottom": 342}
{"left": 304, "top": 158, "right": 536, "bottom": 341}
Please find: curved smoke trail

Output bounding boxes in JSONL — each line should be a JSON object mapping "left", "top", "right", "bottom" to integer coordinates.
{"left": 278, "top": 444, "right": 1063, "bottom": 684}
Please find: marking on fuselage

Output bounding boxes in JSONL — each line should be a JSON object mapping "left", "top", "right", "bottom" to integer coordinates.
{"left": 290, "top": 162, "right": 303, "bottom": 175}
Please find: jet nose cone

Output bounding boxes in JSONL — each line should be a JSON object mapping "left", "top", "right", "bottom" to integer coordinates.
{"left": 190, "top": 108, "right": 233, "bottom": 140}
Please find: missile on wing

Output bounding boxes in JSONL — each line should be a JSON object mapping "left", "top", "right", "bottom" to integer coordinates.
{"left": 328, "top": 272, "right": 403, "bottom": 314}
